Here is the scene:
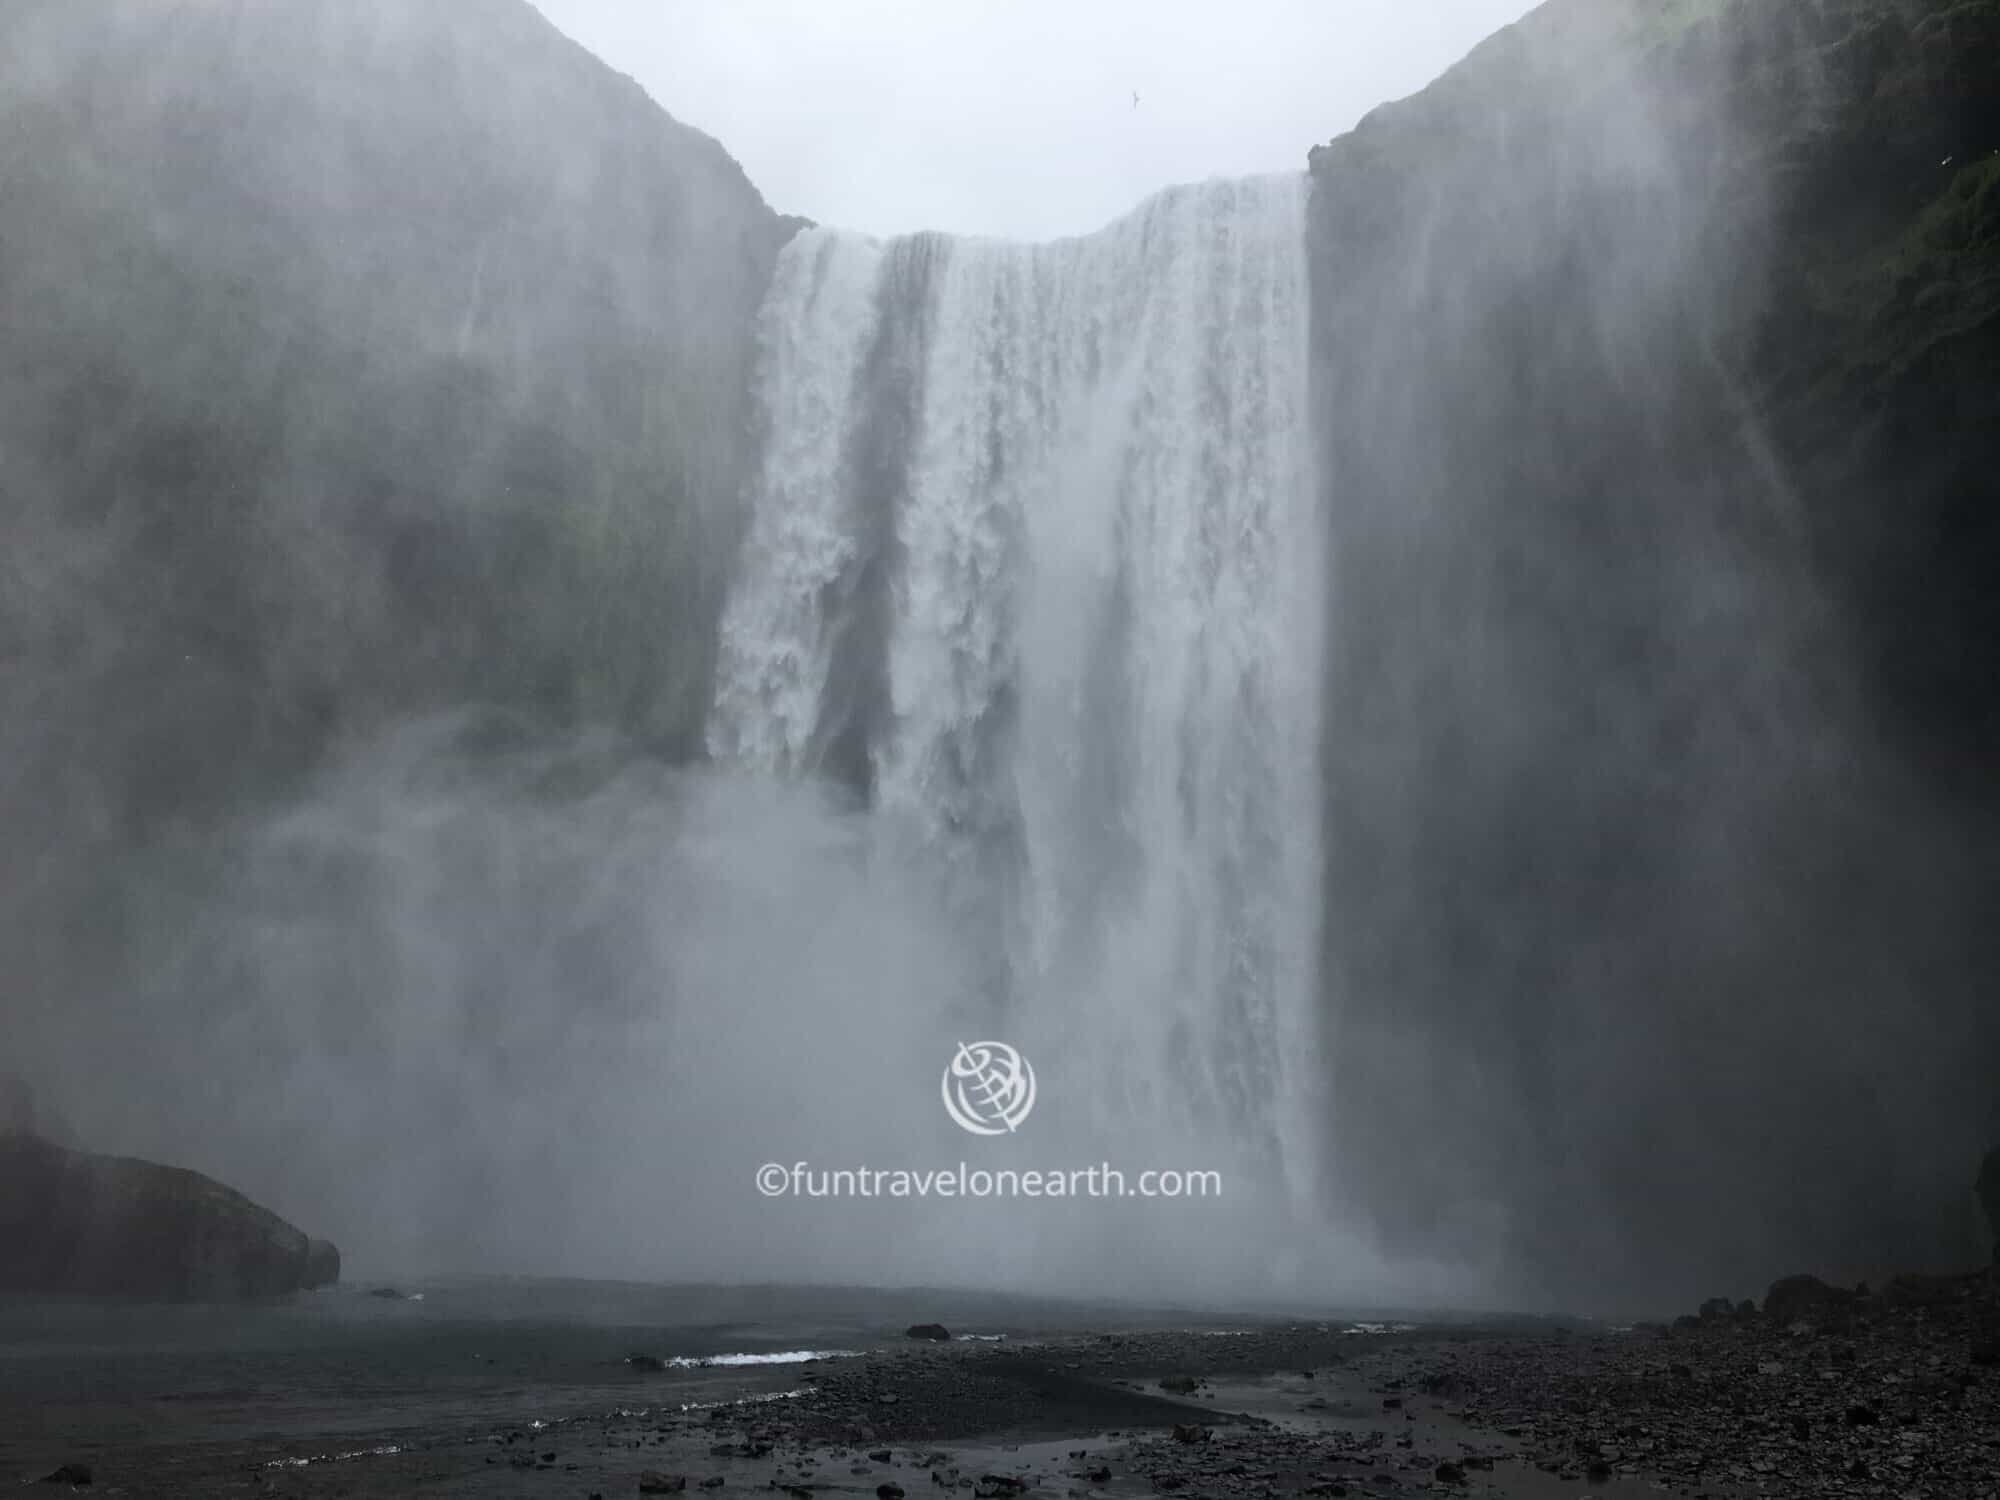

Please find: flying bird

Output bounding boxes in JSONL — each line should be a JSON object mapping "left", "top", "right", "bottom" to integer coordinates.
{"left": 1132, "top": 91, "right": 1139, "bottom": 109}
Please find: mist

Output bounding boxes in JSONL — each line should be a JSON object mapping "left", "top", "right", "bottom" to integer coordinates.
{"left": 15, "top": 712, "right": 1467, "bottom": 1308}
{"left": 3, "top": 0, "right": 1996, "bottom": 1328}
{"left": 1307, "top": 0, "right": 2000, "bottom": 1310}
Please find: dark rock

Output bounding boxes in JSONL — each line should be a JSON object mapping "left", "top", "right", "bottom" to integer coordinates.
{"left": 876, "top": 1487, "right": 905, "bottom": 1500}
{"left": 1882, "top": 1271, "right": 1975, "bottom": 1307}
{"left": 905, "top": 1323, "right": 951, "bottom": 1342}
{"left": 1843, "top": 1403, "right": 1880, "bottom": 1427}
{"left": 1170, "top": 1424, "right": 1210, "bottom": 1443}
{"left": 301, "top": 1238, "right": 341, "bottom": 1288}
{"left": 869, "top": 1449, "right": 893, "bottom": 1462}
{"left": 1305, "top": 0, "right": 2000, "bottom": 1300}
{"left": 0, "top": 0, "right": 797, "bottom": 873}
{"left": 0, "top": 1133, "right": 333, "bottom": 1300}
{"left": 37, "top": 1464, "right": 92, "bottom": 1485}
{"left": 1434, "top": 1460, "right": 1466, "bottom": 1484}
{"left": 1087, "top": 1467, "right": 1112, "bottom": 1483}
{"left": 368, "top": 1286, "right": 407, "bottom": 1299}
{"left": 1697, "top": 1296, "right": 1735, "bottom": 1321}
{"left": 637, "top": 1474, "right": 686, "bottom": 1495}
{"left": 628, "top": 1353, "right": 667, "bottom": 1372}
{"left": 1763, "top": 1275, "right": 1853, "bottom": 1325}
{"left": 1157, "top": 1374, "right": 1200, "bottom": 1394}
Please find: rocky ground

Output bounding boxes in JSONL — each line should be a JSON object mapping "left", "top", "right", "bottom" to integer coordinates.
{"left": 16, "top": 1269, "right": 1996, "bottom": 1498}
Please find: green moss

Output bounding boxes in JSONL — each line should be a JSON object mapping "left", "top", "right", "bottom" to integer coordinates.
{"left": 1789, "top": 153, "right": 2000, "bottom": 404}
{"left": 1851, "top": 154, "right": 2000, "bottom": 304}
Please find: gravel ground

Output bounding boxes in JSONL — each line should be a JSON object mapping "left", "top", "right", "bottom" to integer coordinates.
{"left": 10, "top": 1271, "right": 1997, "bottom": 1498}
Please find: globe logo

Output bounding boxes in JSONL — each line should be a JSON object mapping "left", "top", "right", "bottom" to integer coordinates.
{"left": 942, "top": 1041, "right": 1037, "bottom": 1136}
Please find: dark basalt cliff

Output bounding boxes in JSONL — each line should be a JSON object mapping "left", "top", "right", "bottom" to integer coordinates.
{"left": 1307, "top": 0, "right": 1999, "bottom": 1304}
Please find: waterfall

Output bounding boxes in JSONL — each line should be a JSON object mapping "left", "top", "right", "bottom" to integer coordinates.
{"left": 711, "top": 174, "right": 1324, "bottom": 1199}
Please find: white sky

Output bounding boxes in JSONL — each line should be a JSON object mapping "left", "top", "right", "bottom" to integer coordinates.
{"left": 526, "top": 0, "right": 1539, "bottom": 240}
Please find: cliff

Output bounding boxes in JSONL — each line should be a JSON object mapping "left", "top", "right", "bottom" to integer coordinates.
{"left": 0, "top": 0, "right": 793, "bottom": 837}
{"left": 0, "top": 0, "right": 799, "bottom": 1113}
{"left": 0, "top": 1092, "right": 340, "bottom": 1299}
{"left": 1307, "top": 0, "right": 1999, "bottom": 1304}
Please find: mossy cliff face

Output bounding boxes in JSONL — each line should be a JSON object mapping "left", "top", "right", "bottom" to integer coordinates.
{"left": 1306, "top": 0, "right": 1999, "bottom": 1305}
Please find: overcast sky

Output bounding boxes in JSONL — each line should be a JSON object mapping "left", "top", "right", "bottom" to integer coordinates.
{"left": 526, "top": 0, "right": 1539, "bottom": 240}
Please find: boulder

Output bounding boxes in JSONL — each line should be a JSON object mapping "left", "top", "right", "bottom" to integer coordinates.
{"left": 1763, "top": 1274, "right": 1854, "bottom": 1326}
{"left": 904, "top": 1322, "right": 951, "bottom": 1342}
{"left": 0, "top": 1133, "right": 339, "bottom": 1299}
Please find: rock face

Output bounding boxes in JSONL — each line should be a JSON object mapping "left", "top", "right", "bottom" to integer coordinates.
{"left": 1764, "top": 1273, "right": 1855, "bottom": 1325}
{"left": 1308, "top": 0, "right": 2000, "bottom": 1305}
{"left": 0, "top": 0, "right": 807, "bottom": 1220}
{"left": 0, "top": 1131, "right": 339, "bottom": 1300}
{"left": 0, "top": 0, "right": 800, "bottom": 1050}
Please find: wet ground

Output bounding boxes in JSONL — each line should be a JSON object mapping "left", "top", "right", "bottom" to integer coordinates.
{"left": 5, "top": 1276, "right": 1996, "bottom": 1498}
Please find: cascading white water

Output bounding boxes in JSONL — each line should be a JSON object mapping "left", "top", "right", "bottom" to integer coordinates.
{"left": 712, "top": 174, "right": 1325, "bottom": 1202}
{"left": 707, "top": 231, "right": 887, "bottom": 771}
